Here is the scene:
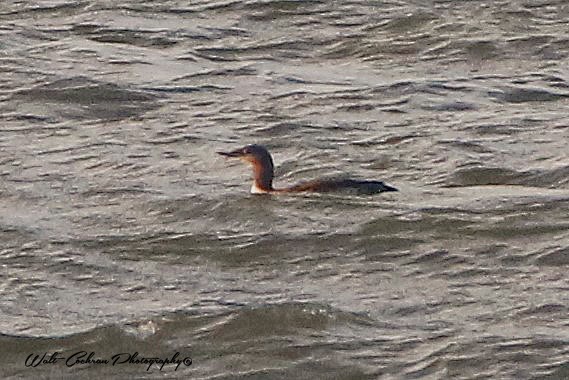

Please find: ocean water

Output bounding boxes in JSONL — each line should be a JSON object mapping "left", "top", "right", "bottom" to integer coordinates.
{"left": 1, "top": 0, "right": 569, "bottom": 379}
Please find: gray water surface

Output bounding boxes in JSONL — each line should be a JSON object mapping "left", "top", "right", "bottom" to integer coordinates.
{"left": 1, "top": 1, "right": 569, "bottom": 379}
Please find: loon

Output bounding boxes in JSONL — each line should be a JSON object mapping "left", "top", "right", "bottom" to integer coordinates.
{"left": 217, "top": 144, "right": 398, "bottom": 195}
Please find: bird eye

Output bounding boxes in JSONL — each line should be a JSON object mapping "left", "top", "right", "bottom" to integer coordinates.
{"left": 242, "top": 148, "right": 249, "bottom": 154}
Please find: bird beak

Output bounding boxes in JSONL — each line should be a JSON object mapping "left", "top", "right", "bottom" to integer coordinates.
{"left": 217, "top": 148, "right": 243, "bottom": 158}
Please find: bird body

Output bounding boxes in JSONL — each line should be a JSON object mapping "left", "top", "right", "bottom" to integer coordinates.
{"left": 218, "top": 144, "right": 398, "bottom": 195}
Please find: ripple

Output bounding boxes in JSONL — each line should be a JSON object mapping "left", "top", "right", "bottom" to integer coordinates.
{"left": 446, "top": 166, "right": 530, "bottom": 187}
{"left": 489, "top": 86, "right": 569, "bottom": 103}
{"left": 12, "top": 77, "right": 160, "bottom": 121}
{"left": 535, "top": 247, "right": 569, "bottom": 266}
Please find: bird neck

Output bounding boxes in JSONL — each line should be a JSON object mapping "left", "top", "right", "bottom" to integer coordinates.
{"left": 250, "top": 157, "right": 274, "bottom": 193}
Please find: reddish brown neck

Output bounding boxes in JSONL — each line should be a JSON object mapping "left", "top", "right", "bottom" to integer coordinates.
{"left": 250, "top": 156, "right": 274, "bottom": 193}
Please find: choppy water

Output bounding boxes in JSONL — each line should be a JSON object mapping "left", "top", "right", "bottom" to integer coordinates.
{"left": 1, "top": 0, "right": 569, "bottom": 379}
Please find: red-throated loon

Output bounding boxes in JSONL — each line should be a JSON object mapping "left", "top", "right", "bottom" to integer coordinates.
{"left": 218, "top": 144, "right": 398, "bottom": 195}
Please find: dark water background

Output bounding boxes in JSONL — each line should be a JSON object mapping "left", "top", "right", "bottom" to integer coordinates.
{"left": 1, "top": 0, "right": 569, "bottom": 379}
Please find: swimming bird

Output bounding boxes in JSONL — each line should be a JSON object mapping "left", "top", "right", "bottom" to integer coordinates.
{"left": 217, "top": 144, "right": 398, "bottom": 195}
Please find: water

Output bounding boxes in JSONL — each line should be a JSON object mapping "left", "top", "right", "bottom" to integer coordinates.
{"left": 1, "top": 0, "right": 569, "bottom": 378}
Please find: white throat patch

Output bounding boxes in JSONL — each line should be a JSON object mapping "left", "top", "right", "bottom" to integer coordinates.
{"left": 251, "top": 183, "right": 270, "bottom": 194}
